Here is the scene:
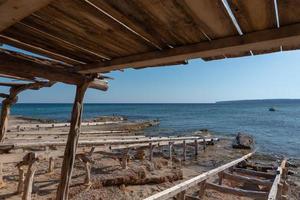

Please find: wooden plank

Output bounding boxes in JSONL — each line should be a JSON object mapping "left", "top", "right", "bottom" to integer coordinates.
{"left": 233, "top": 167, "right": 275, "bottom": 179}
{"left": 3, "top": 22, "right": 105, "bottom": 63}
{"left": 0, "top": 138, "right": 217, "bottom": 164}
{"left": 181, "top": 0, "right": 238, "bottom": 39}
{"left": 0, "top": 34, "right": 83, "bottom": 65}
{"left": 222, "top": 171, "right": 273, "bottom": 187}
{"left": 0, "top": 0, "right": 53, "bottom": 32}
{"left": 0, "top": 49, "right": 108, "bottom": 90}
{"left": 144, "top": 151, "right": 255, "bottom": 200}
{"left": 77, "top": 23, "right": 300, "bottom": 73}
{"left": 4, "top": 137, "right": 219, "bottom": 149}
{"left": 278, "top": 0, "right": 300, "bottom": 26}
{"left": 206, "top": 182, "right": 268, "bottom": 199}
{"left": 227, "top": 0, "right": 276, "bottom": 32}
{"left": 268, "top": 159, "right": 287, "bottom": 200}
{"left": 10, "top": 121, "right": 120, "bottom": 130}
{"left": 23, "top": 0, "right": 157, "bottom": 58}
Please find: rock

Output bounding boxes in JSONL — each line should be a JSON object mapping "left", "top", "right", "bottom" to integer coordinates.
{"left": 232, "top": 132, "right": 254, "bottom": 149}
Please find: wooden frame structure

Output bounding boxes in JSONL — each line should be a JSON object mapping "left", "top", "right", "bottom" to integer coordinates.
{"left": 1, "top": 0, "right": 300, "bottom": 199}
{"left": 144, "top": 152, "right": 289, "bottom": 200}
{"left": 0, "top": 81, "right": 54, "bottom": 142}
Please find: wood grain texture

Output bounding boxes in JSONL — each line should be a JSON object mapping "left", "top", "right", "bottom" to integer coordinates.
{"left": 0, "top": 0, "right": 53, "bottom": 32}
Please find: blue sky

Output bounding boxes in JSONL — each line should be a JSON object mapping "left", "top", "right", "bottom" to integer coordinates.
{"left": 1, "top": 46, "right": 300, "bottom": 103}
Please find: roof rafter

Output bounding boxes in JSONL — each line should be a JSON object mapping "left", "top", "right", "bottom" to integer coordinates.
{"left": 0, "top": 50, "right": 108, "bottom": 91}
{"left": 77, "top": 23, "right": 300, "bottom": 74}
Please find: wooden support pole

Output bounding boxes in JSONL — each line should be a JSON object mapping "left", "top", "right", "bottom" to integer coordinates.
{"left": 218, "top": 172, "right": 223, "bottom": 185}
{"left": 198, "top": 180, "right": 206, "bottom": 198}
{"left": 0, "top": 98, "right": 14, "bottom": 142}
{"left": 0, "top": 162, "right": 4, "bottom": 188}
{"left": 48, "top": 157, "right": 55, "bottom": 173}
{"left": 149, "top": 143, "right": 153, "bottom": 161}
{"left": 17, "top": 166, "right": 25, "bottom": 194}
{"left": 121, "top": 155, "right": 128, "bottom": 169}
{"left": 176, "top": 191, "right": 186, "bottom": 200}
{"left": 22, "top": 159, "right": 38, "bottom": 200}
{"left": 203, "top": 138, "right": 206, "bottom": 151}
{"left": 168, "top": 142, "right": 173, "bottom": 160}
{"left": 56, "top": 82, "right": 89, "bottom": 200}
{"left": 84, "top": 162, "right": 91, "bottom": 185}
{"left": 183, "top": 140, "right": 186, "bottom": 161}
{"left": 194, "top": 139, "right": 198, "bottom": 156}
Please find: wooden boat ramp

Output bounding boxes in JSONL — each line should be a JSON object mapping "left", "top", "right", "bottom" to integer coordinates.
{"left": 144, "top": 151, "right": 289, "bottom": 200}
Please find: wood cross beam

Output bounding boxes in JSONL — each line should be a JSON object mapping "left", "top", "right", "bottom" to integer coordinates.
{"left": 0, "top": 50, "right": 108, "bottom": 91}
{"left": 77, "top": 23, "right": 300, "bottom": 73}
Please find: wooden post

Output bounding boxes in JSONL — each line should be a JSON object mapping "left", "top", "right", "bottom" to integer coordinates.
{"left": 203, "top": 138, "right": 206, "bottom": 151}
{"left": 56, "top": 82, "right": 89, "bottom": 200}
{"left": 17, "top": 166, "right": 25, "bottom": 194}
{"left": 149, "top": 143, "right": 153, "bottom": 161}
{"left": 176, "top": 191, "right": 185, "bottom": 200}
{"left": 0, "top": 82, "right": 54, "bottom": 142}
{"left": 168, "top": 142, "right": 173, "bottom": 160}
{"left": 0, "top": 162, "right": 4, "bottom": 188}
{"left": 48, "top": 157, "right": 55, "bottom": 173}
{"left": 84, "top": 162, "right": 91, "bottom": 185}
{"left": 198, "top": 180, "right": 206, "bottom": 198}
{"left": 194, "top": 139, "right": 198, "bottom": 156}
{"left": 22, "top": 159, "right": 38, "bottom": 200}
{"left": 218, "top": 172, "right": 223, "bottom": 185}
{"left": 0, "top": 98, "right": 15, "bottom": 142}
{"left": 183, "top": 140, "right": 186, "bottom": 161}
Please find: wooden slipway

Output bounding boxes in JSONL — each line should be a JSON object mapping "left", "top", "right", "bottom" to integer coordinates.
{"left": 144, "top": 151, "right": 289, "bottom": 200}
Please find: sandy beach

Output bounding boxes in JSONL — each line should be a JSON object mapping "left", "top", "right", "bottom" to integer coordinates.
{"left": 0, "top": 116, "right": 298, "bottom": 200}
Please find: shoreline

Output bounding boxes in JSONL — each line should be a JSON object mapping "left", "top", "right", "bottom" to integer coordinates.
{"left": 0, "top": 115, "right": 299, "bottom": 199}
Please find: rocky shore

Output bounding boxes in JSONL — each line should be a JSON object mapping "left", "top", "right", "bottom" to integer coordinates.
{"left": 0, "top": 116, "right": 299, "bottom": 199}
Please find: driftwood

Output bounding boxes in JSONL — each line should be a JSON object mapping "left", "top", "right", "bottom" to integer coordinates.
{"left": 99, "top": 168, "right": 183, "bottom": 187}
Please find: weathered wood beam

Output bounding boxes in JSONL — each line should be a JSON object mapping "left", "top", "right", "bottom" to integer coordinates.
{"left": 233, "top": 167, "right": 275, "bottom": 179}
{"left": 0, "top": 50, "right": 108, "bottom": 91}
{"left": 268, "top": 159, "right": 287, "bottom": 200}
{"left": 0, "top": 35, "right": 83, "bottom": 65}
{"left": 56, "top": 82, "right": 90, "bottom": 200}
{"left": 0, "top": 0, "right": 53, "bottom": 32}
{"left": 0, "top": 93, "right": 9, "bottom": 98}
{"left": 222, "top": 171, "right": 273, "bottom": 187}
{"left": 206, "top": 182, "right": 268, "bottom": 199}
{"left": 77, "top": 23, "right": 300, "bottom": 73}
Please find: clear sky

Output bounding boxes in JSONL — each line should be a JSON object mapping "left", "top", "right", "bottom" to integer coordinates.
{"left": 1, "top": 46, "right": 300, "bottom": 103}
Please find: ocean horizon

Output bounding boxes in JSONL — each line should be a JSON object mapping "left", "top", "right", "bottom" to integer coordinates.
{"left": 7, "top": 99, "right": 300, "bottom": 159}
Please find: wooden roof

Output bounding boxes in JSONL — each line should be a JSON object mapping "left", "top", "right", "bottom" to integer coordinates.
{"left": 1, "top": 0, "right": 300, "bottom": 84}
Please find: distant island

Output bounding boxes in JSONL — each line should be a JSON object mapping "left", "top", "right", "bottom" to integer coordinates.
{"left": 216, "top": 99, "right": 300, "bottom": 104}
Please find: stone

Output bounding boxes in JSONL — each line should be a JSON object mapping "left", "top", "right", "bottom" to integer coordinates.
{"left": 232, "top": 132, "right": 254, "bottom": 149}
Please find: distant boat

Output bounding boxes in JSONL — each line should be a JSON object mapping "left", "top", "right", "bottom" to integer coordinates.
{"left": 269, "top": 107, "right": 276, "bottom": 112}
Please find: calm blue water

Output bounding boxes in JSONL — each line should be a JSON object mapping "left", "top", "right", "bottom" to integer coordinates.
{"left": 8, "top": 100, "right": 300, "bottom": 158}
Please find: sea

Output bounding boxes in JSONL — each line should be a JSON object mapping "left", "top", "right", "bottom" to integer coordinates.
{"left": 9, "top": 100, "right": 300, "bottom": 159}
